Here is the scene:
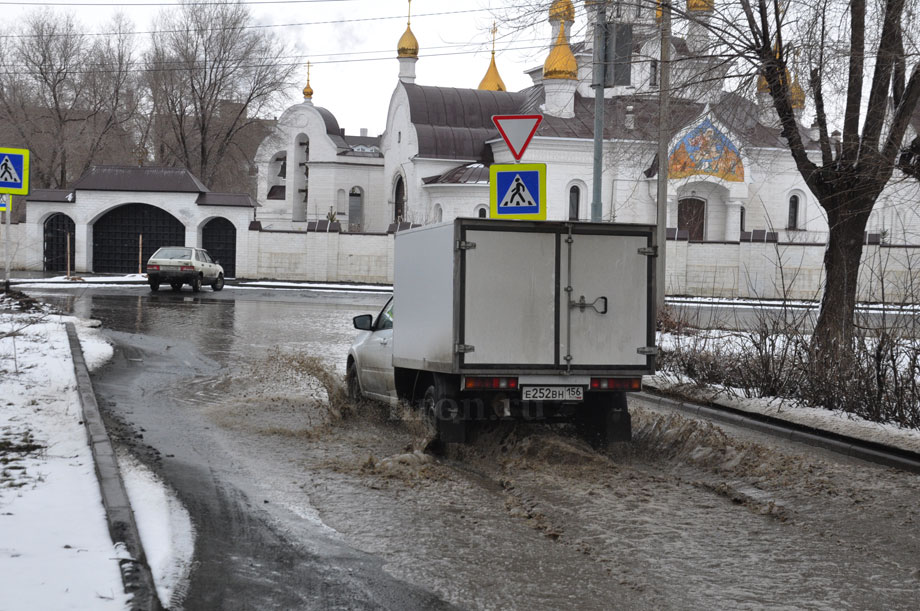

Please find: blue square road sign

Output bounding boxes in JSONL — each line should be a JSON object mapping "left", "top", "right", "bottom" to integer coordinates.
{"left": 0, "top": 147, "right": 30, "bottom": 196}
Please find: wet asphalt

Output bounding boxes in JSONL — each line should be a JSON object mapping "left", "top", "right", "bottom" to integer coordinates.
{"left": 36, "top": 287, "right": 448, "bottom": 610}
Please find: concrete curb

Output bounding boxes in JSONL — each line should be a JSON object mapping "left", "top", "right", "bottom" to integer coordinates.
{"left": 66, "top": 323, "right": 163, "bottom": 611}
{"left": 630, "top": 389, "right": 920, "bottom": 475}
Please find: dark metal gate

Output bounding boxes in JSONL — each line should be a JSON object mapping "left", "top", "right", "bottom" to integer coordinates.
{"left": 93, "top": 204, "right": 185, "bottom": 273}
{"left": 202, "top": 217, "right": 236, "bottom": 277}
{"left": 43, "top": 213, "right": 75, "bottom": 272}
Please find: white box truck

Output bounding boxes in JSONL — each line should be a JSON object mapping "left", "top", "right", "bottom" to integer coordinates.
{"left": 347, "top": 218, "right": 657, "bottom": 447}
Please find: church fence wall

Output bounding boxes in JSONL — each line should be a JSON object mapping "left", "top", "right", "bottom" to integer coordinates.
{"left": 241, "top": 229, "right": 393, "bottom": 284}
{"left": 666, "top": 240, "right": 920, "bottom": 303}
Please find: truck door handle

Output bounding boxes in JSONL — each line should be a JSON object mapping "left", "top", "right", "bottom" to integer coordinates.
{"left": 571, "top": 295, "right": 608, "bottom": 314}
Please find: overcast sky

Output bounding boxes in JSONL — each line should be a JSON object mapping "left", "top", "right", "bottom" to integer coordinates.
{"left": 5, "top": 0, "right": 569, "bottom": 135}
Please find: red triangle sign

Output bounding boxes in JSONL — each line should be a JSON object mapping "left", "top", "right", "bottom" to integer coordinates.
{"left": 492, "top": 114, "right": 543, "bottom": 161}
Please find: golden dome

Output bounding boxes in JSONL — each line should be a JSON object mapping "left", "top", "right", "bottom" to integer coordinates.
{"left": 397, "top": 0, "right": 419, "bottom": 58}
{"left": 479, "top": 54, "right": 506, "bottom": 91}
{"left": 549, "top": 0, "right": 575, "bottom": 22}
{"left": 789, "top": 74, "right": 806, "bottom": 109}
{"left": 543, "top": 22, "right": 577, "bottom": 80}
{"left": 397, "top": 25, "right": 419, "bottom": 58}
{"left": 687, "top": 0, "right": 715, "bottom": 11}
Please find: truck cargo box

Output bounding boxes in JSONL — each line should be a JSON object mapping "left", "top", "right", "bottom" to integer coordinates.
{"left": 392, "top": 218, "right": 656, "bottom": 377}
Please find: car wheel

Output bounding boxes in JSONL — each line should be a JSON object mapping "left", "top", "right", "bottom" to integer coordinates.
{"left": 148, "top": 281, "right": 159, "bottom": 292}
{"left": 191, "top": 275, "right": 201, "bottom": 293}
{"left": 212, "top": 273, "right": 224, "bottom": 291}
{"left": 170, "top": 282, "right": 182, "bottom": 291}
{"left": 345, "top": 361, "right": 361, "bottom": 401}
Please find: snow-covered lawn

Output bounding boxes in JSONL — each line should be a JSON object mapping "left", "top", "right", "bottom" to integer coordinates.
{"left": 0, "top": 295, "right": 193, "bottom": 610}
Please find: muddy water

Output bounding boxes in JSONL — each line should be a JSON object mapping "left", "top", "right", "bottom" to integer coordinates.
{"left": 35, "top": 289, "right": 920, "bottom": 609}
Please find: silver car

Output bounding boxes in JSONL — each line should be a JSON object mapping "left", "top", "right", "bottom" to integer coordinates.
{"left": 146, "top": 246, "right": 225, "bottom": 293}
{"left": 346, "top": 297, "right": 395, "bottom": 403}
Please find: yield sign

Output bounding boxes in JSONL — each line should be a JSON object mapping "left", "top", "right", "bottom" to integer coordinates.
{"left": 492, "top": 114, "right": 542, "bottom": 161}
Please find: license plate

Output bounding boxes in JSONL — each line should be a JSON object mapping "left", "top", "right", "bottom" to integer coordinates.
{"left": 522, "top": 386, "right": 584, "bottom": 401}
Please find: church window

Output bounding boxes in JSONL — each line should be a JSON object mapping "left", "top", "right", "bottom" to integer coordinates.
{"left": 349, "top": 187, "right": 364, "bottom": 232}
{"left": 569, "top": 186, "right": 580, "bottom": 221}
{"left": 650, "top": 59, "right": 658, "bottom": 88}
{"left": 740, "top": 206, "right": 746, "bottom": 233}
{"left": 787, "top": 195, "right": 799, "bottom": 230}
{"left": 476, "top": 205, "right": 488, "bottom": 218}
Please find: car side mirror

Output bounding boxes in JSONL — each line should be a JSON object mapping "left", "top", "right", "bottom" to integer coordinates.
{"left": 353, "top": 314, "right": 373, "bottom": 331}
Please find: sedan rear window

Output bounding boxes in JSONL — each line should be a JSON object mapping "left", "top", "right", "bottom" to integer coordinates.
{"left": 153, "top": 247, "right": 192, "bottom": 259}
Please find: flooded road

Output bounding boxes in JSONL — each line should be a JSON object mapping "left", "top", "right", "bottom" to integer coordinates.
{"left": 29, "top": 286, "right": 920, "bottom": 610}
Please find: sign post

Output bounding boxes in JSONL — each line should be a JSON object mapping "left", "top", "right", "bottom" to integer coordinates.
{"left": 0, "top": 147, "right": 30, "bottom": 291}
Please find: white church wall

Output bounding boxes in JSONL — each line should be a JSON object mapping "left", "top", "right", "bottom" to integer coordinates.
{"left": 242, "top": 229, "right": 393, "bottom": 283}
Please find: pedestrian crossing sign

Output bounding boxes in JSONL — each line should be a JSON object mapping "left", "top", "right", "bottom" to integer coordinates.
{"left": 490, "top": 163, "right": 546, "bottom": 220}
{"left": 0, "top": 147, "right": 29, "bottom": 196}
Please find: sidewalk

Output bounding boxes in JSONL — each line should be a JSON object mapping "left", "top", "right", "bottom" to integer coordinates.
{"left": 0, "top": 291, "right": 192, "bottom": 610}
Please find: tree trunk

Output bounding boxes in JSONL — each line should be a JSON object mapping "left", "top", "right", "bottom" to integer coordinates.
{"left": 812, "top": 204, "right": 872, "bottom": 361}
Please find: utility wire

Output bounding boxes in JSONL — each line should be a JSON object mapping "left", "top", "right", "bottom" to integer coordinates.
{"left": 0, "top": 6, "right": 514, "bottom": 38}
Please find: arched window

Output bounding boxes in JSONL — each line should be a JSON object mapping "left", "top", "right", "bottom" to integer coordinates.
{"left": 569, "top": 186, "right": 580, "bottom": 221}
{"left": 348, "top": 187, "right": 364, "bottom": 232}
{"left": 476, "top": 205, "right": 488, "bottom": 218}
{"left": 739, "top": 206, "right": 746, "bottom": 233}
{"left": 650, "top": 59, "right": 658, "bottom": 88}
{"left": 393, "top": 176, "right": 406, "bottom": 222}
{"left": 432, "top": 204, "right": 443, "bottom": 223}
{"left": 787, "top": 195, "right": 799, "bottom": 230}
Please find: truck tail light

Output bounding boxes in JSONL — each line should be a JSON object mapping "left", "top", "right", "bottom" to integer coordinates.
{"left": 147, "top": 265, "right": 159, "bottom": 271}
{"left": 590, "top": 377, "right": 642, "bottom": 391}
{"left": 180, "top": 266, "right": 195, "bottom": 271}
{"left": 464, "top": 376, "right": 519, "bottom": 390}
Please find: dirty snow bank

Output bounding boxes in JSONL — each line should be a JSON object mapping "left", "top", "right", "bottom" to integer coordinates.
{"left": 0, "top": 305, "right": 128, "bottom": 609}
{"left": 644, "top": 373, "right": 920, "bottom": 455}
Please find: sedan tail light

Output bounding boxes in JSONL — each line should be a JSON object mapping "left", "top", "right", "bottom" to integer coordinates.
{"left": 147, "top": 265, "right": 159, "bottom": 271}
{"left": 180, "top": 266, "right": 195, "bottom": 271}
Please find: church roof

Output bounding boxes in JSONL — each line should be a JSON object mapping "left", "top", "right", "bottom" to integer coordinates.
{"left": 72, "top": 165, "right": 209, "bottom": 193}
{"left": 195, "top": 192, "right": 259, "bottom": 208}
{"left": 422, "top": 162, "right": 490, "bottom": 185}
{"left": 25, "top": 189, "right": 73, "bottom": 203}
{"left": 404, "top": 83, "right": 527, "bottom": 160}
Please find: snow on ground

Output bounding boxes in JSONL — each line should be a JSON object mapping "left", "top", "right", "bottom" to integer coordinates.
{"left": 645, "top": 373, "right": 920, "bottom": 455}
{"left": 0, "top": 297, "right": 194, "bottom": 610}
{"left": 118, "top": 451, "right": 195, "bottom": 608}
{"left": 0, "top": 306, "right": 128, "bottom": 610}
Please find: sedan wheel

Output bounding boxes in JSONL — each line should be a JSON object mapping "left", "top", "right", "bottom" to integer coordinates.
{"left": 212, "top": 274, "right": 224, "bottom": 291}
{"left": 191, "top": 275, "right": 201, "bottom": 293}
{"left": 345, "top": 361, "right": 361, "bottom": 401}
{"left": 148, "top": 281, "right": 159, "bottom": 292}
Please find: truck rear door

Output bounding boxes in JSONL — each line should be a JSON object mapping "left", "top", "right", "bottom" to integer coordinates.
{"left": 558, "top": 229, "right": 651, "bottom": 368}
{"left": 460, "top": 228, "right": 557, "bottom": 366}
{"left": 457, "top": 220, "right": 655, "bottom": 375}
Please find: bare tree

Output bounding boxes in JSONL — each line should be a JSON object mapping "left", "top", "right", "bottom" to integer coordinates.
{"left": 0, "top": 10, "right": 138, "bottom": 189}
{"left": 712, "top": 0, "right": 920, "bottom": 366}
{"left": 146, "top": 0, "right": 296, "bottom": 190}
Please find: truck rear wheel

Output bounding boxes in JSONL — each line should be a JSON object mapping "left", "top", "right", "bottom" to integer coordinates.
{"left": 422, "top": 376, "right": 466, "bottom": 447}
{"left": 576, "top": 391, "right": 631, "bottom": 449}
